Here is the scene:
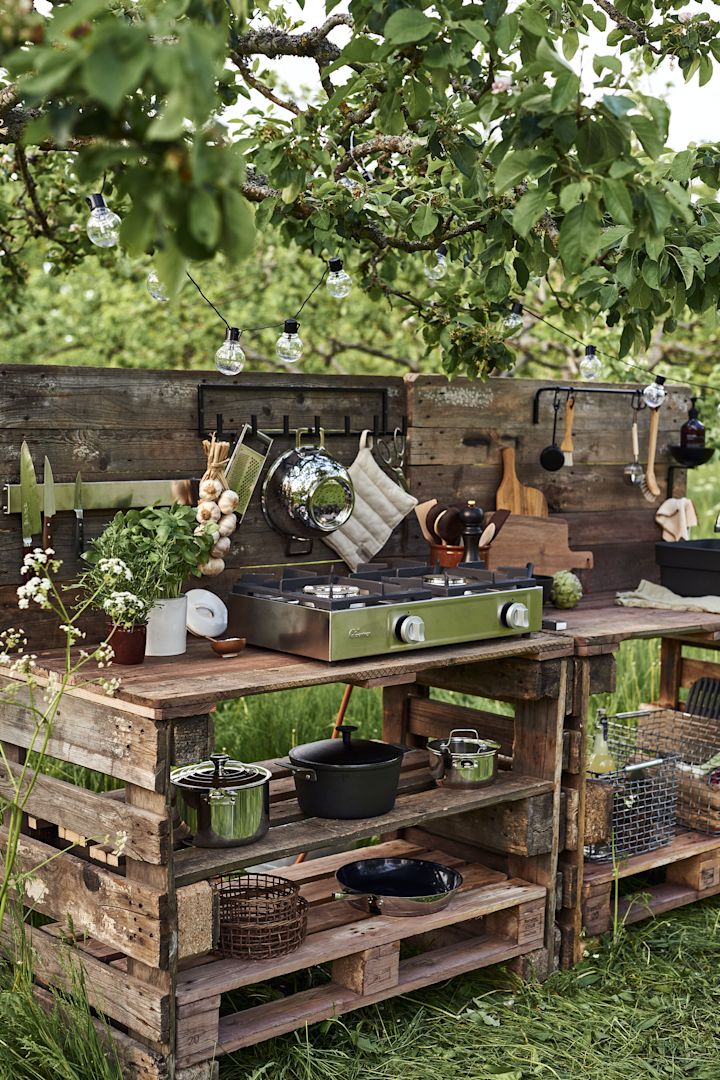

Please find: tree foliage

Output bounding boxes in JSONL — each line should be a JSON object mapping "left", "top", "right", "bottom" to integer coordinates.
{"left": 1, "top": 0, "right": 720, "bottom": 378}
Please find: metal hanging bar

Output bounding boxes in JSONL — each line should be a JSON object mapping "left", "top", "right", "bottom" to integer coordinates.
{"left": 532, "top": 385, "right": 645, "bottom": 425}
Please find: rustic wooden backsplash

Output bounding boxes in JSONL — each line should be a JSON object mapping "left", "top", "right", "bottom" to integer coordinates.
{"left": 0, "top": 365, "right": 689, "bottom": 647}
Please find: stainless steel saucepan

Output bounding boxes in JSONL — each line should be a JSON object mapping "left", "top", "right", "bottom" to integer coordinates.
{"left": 171, "top": 753, "right": 271, "bottom": 848}
{"left": 427, "top": 728, "right": 500, "bottom": 788}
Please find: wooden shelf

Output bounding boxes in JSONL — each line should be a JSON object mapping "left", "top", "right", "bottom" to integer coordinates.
{"left": 583, "top": 829, "right": 720, "bottom": 885}
{"left": 173, "top": 753, "right": 555, "bottom": 887}
{"left": 175, "top": 837, "right": 546, "bottom": 1064}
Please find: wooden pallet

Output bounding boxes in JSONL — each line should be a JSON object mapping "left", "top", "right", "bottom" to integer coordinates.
{"left": 174, "top": 838, "right": 546, "bottom": 1067}
{"left": 582, "top": 830, "right": 720, "bottom": 935}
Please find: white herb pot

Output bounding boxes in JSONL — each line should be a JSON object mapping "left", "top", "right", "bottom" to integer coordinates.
{"left": 145, "top": 596, "right": 188, "bottom": 657}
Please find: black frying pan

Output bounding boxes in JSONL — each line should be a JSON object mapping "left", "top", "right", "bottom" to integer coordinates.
{"left": 334, "top": 857, "right": 463, "bottom": 916}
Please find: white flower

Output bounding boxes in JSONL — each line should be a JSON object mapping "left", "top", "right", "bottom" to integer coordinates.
{"left": 491, "top": 77, "right": 512, "bottom": 94}
{"left": 111, "top": 831, "right": 128, "bottom": 857}
{"left": 17, "top": 576, "right": 52, "bottom": 610}
{"left": 42, "top": 670, "right": 62, "bottom": 705}
{"left": 99, "top": 676, "right": 121, "bottom": 696}
{"left": 679, "top": 9, "right": 692, "bottom": 22}
{"left": 97, "top": 558, "right": 132, "bottom": 581}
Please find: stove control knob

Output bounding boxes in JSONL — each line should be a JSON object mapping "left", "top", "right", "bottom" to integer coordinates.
{"left": 501, "top": 602, "right": 530, "bottom": 630}
{"left": 395, "top": 614, "right": 426, "bottom": 644}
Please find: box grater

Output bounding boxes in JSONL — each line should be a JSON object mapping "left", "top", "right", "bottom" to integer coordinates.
{"left": 225, "top": 424, "right": 274, "bottom": 522}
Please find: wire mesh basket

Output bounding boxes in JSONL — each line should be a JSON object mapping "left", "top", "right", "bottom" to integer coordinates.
{"left": 584, "top": 715, "right": 678, "bottom": 863}
{"left": 633, "top": 708, "right": 720, "bottom": 835}
{"left": 213, "top": 872, "right": 308, "bottom": 960}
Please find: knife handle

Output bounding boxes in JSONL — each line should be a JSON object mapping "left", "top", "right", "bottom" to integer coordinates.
{"left": 75, "top": 514, "right": 84, "bottom": 557}
{"left": 42, "top": 517, "right": 52, "bottom": 553}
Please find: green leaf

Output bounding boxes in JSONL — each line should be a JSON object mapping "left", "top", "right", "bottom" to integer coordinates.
{"left": 189, "top": 190, "right": 221, "bottom": 249}
{"left": 376, "top": 89, "right": 404, "bottom": 134}
{"left": 669, "top": 149, "right": 695, "bottom": 184}
{"left": 601, "top": 178, "right": 634, "bottom": 225}
{"left": 512, "top": 188, "right": 548, "bottom": 237}
{"left": 560, "top": 181, "right": 590, "bottom": 212}
{"left": 82, "top": 35, "right": 149, "bottom": 112}
{"left": 494, "top": 150, "right": 534, "bottom": 193}
{"left": 341, "top": 35, "right": 382, "bottom": 63}
{"left": 384, "top": 9, "right": 438, "bottom": 45}
{"left": 520, "top": 6, "right": 548, "bottom": 37}
{"left": 643, "top": 189, "right": 671, "bottom": 234}
{"left": 632, "top": 116, "right": 665, "bottom": 158}
{"left": 602, "top": 94, "right": 635, "bottom": 119}
{"left": 668, "top": 246, "right": 705, "bottom": 288}
{"left": 699, "top": 55, "right": 713, "bottom": 86}
{"left": 220, "top": 190, "right": 256, "bottom": 262}
{"left": 119, "top": 203, "right": 153, "bottom": 257}
{"left": 155, "top": 245, "right": 186, "bottom": 298}
{"left": 411, "top": 203, "right": 439, "bottom": 238}
{"left": 558, "top": 201, "right": 602, "bottom": 273}
{"left": 494, "top": 13, "right": 518, "bottom": 51}
{"left": 404, "top": 78, "right": 433, "bottom": 121}
{"left": 485, "top": 264, "right": 510, "bottom": 300}
{"left": 562, "top": 28, "right": 579, "bottom": 59}
{"left": 146, "top": 89, "right": 187, "bottom": 140}
{"left": 551, "top": 70, "right": 579, "bottom": 111}
{"left": 451, "top": 136, "right": 477, "bottom": 178}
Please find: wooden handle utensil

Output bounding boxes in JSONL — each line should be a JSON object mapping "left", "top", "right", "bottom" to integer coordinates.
{"left": 560, "top": 397, "right": 575, "bottom": 467}
{"left": 642, "top": 407, "right": 662, "bottom": 499}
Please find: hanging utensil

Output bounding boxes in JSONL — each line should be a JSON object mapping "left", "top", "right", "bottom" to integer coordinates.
{"left": 539, "top": 392, "right": 564, "bottom": 472}
{"left": 225, "top": 423, "right": 274, "bottom": 524}
{"left": 19, "top": 442, "right": 41, "bottom": 559}
{"left": 560, "top": 393, "right": 576, "bottom": 467}
{"left": 641, "top": 405, "right": 662, "bottom": 502}
{"left": 624, "top": 401, "right": 643, "bottom": 486}
{"left": 42, "top": 457, "right": 55, "bottom": 551}
{"left": 73, "top": 472, "right": 85, "bottom": 556}
{"left": 374, "top": 427, "right": 409, "bottom": 492}
{"left": 495, "top": 449, "right": 548, "bottom": 517}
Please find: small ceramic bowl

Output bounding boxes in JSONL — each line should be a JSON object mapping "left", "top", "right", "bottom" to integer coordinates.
{"left": 210, "top": 637, "right": 246, "bottom": 659}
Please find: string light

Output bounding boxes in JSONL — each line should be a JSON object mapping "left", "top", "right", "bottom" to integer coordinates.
{"left": 327, "top": 257, "right": 352, "bottom": 298}
{"left": 276, "top": 319, "right": 303, "bottom": 363}
{"left": 147, "top": 269, "right": 169, "bottom": 302}
{"left": 424, "top": 244, "right": 448, "bottom": 283}
{"left": 642, "top": 375, "right": 667, "bottom": 408}
{"left": 503, "top": 301, "right": 523, "bottom": 332}
{"left": 86, "top": 194, "right": 120, "bottom": 248}
{"left": 579, "top": 344, "right": 602, "bottom": 381}
{"left": 215, "top": 327, "right": 245, "bottom": 376}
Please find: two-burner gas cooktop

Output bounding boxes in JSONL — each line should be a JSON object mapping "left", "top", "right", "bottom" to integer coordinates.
{"left": 227, "top": 561, "right": 543, "bottom": 662}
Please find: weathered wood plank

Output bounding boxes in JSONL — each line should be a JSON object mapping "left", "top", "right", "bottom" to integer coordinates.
{"left": 0, "top": 759, "right": 168, "bottom": 863}
{"left": 2, "top": 831, "right": 170, "bottom": 966}
{"left": 0, "top": 922, "right": 169, "bottom": 1042}
{"left": 0, "top": 675, "right": 167, "bottom": 789}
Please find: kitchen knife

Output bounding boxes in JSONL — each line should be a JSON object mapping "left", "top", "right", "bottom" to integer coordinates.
{"left": 73, "top": 471, "right": 85, "bottom": 557}
{"left": 19, "top": 441, "right": 42, "bottom": 558}
{"left": 42, "top": 456, "right": 55, "bottom": 552}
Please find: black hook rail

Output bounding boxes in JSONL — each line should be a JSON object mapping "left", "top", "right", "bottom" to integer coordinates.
{"left": 532, "top": 385, "right": 645, "bottom": 425}
{"left": 197, "top": 383, "right": 407, "bottom": 443}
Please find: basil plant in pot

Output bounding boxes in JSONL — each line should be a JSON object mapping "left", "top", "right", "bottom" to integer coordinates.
{"left": 83, "top": 505, "right": 216, "bottom": 659}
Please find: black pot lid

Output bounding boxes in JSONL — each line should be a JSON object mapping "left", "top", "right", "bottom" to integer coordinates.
{"left": 171, "top": 753, "right": 270, "bottom": 791}
{"left": 290, "top": 725, "right": 402, "bottom": 767}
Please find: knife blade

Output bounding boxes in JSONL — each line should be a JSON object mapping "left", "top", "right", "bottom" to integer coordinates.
{"left": 42, "top": 457, "right": 55, "bottom": 552}
{"left": 73, "top": 471, "right": 85, "bottom": 557}
{"left": 19, "top": 441, "right": 42, "bottom": 559}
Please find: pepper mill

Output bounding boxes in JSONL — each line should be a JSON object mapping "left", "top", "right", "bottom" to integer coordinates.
{"left": 459, "top": 499, "right": 484, "bottom": 563}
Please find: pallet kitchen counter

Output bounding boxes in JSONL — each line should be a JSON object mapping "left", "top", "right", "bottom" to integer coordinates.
{"left": 0, "top": 630, "right": 576, "bottom": 1080}
{"left": 549, "top": 595, "right": 720, "bottom": 968}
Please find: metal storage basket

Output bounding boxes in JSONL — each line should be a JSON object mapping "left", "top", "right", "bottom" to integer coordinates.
{"left": 634, "top": 708, "right": 720, "bottom": 835}
{"left": 585, "top": 714, "right": 678, "bottom": 863}
{"left": 213, "top": 872, "right": 308, "bottom": 960}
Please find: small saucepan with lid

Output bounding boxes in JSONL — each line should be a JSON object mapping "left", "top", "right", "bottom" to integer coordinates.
{"left": 171, "top": 753, "right": 271, "bottom": 847}
{"left": 427, "top": 728, "right": 500, "bottom": 788}
{"left": 334, "top": 856, "right": 463, "bottom": 916}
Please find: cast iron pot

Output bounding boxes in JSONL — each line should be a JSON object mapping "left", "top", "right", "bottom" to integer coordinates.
{"left": 262, "top": 428, "right": 354, "bottom": 546}
{"left": 334, "top": 856, "right": 463, "bottom": 916}
{"left": 171, "top": 753, "right": 271, "bottom": 848}
{"left": 427, "top": 728, "right": 500, "bottom": 788}
{"left": 280, "top": 725, "right": 404, "bottom": 819}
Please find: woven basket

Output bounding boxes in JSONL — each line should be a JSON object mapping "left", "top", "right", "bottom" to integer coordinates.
{"left": 213, "top": 873, "right": 308, "bottom": 960}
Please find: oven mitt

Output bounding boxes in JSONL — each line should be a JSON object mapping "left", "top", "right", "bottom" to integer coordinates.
{"left": 324, "top": 430, "right": 417, "bottom": 571}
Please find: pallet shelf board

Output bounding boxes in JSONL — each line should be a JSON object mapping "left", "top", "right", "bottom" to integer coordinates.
{"left": 174, "top": 837, "right": 545, "bottom": 1063}
{"left": 583, "top": 830, "right": 720, "bottom": 885}
{"left": 27, "top": 634, "right": 573, "bottom": 718}
{"left": 173, "top": 768, "right": 555, "bottom": 887}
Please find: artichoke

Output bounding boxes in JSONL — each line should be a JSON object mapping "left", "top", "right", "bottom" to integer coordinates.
{"left": 550, "top": 570, "right": 583, "bottom": 609}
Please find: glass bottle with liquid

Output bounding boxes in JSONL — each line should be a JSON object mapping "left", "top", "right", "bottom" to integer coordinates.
{"left": 680, "top": 397, "right": 705, "bottom": 449}
{"left": 587, "top": 710, "right": 615, "bottom": 775}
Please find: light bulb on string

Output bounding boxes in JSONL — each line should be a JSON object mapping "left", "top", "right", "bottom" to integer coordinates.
{"left": 643, "top": 375, "right": 667, "bottom": 408}
{"left": 579, "top": 345, "right": 602, "bottom": 381}
{"left": 276, "top": 319, "right": 303, "bottom": 364}
{"left": 503, "top": 302, "right": 523, "bottom": 332}
{"left": 424, "top": 244, "right": 448, "bottom": 283}
{"left": 326, "top": 257, "right": 352, "bottom": 299}
{"left": 215, "top": 327, "right": 245, "bottom": 376}
{"left": 147, "top": 269, "right": 169, "bottom": 302}
{"left": 86, "top": 194, "right": 121, "bottom": 248}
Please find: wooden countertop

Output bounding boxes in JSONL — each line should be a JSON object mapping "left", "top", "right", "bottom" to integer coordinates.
{"left": 26, "top": 632, "right": 573, "bottom": 719}
{"left": 550, "top": 592, "right": 720, "bottom": 654}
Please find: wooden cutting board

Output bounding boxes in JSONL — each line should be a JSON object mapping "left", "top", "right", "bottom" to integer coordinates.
{"left": 495, "top": 447, "right": 548, "bottom": 517}
{"left": 485, "top": 515, "right": 593, "bottom": 575}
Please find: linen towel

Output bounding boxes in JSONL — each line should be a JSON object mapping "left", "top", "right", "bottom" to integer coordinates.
{"left": 616, "top": 579, "right": 720, "bottom": 615}
{"left": 324, "top": 431, "right": 417, "bottom": 570}
{"left": 655, "top": 497, "right": 698, "bottom": 542}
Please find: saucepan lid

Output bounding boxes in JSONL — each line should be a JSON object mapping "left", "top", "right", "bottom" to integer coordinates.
{"left": 171, "top": 753, "right": 271, "bottom": 791}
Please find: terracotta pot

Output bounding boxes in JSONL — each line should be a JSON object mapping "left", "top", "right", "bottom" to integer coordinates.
{"left": 429, "top": 544, "right": 465, "bottom": 568}
{"left": 107, "top": 623, "right": 147, "bottom": 666}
